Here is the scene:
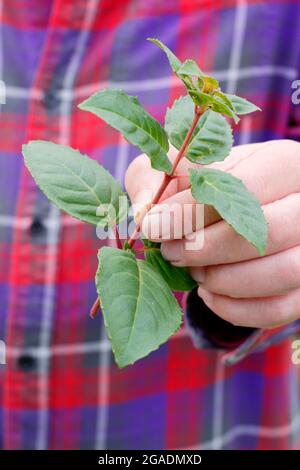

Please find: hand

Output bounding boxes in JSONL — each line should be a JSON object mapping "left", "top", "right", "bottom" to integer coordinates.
{"left": 125, "top": 140, "right": 300, "bottom": 329}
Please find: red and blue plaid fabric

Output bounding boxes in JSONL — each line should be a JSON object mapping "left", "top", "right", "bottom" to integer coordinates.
{"left": 0, "top": 0, "right": 300, "bottom": 450}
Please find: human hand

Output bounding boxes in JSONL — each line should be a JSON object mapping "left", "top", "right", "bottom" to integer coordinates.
{"left": 125, "top": 140, "right": 300, "bottom": 329}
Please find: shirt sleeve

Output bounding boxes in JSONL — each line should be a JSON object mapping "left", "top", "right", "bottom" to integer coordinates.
{"left": 185, "top": 288, "right": 300, "bottom": 366}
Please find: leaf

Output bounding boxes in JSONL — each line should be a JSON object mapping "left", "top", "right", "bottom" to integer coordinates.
{"left": 214, "top": 91, "right": 234, "bottom": 109}
{"left": 190, "top": 90, "right": 240, "bottom": 123}
{"left": 96, "top": 247, "right": 182, "bottom": 367}
{"left": 165, "top": 96, "right": 233, "bottom": 164}
{"left": 78, "top": 89, "right": 172, "bottom": 174}
{"left": 177, "top": 59, "right": 203, "bottom": 78}
{"left": 143, "top": 240, "right": 197, "bottom": 292}
{"left": 202, "top": 76, "right": 219, "bottom": 93}
{"left": 147, "top": 39, "right": 201, "bottom": 94}
{"left": 225, "top": 94, "right": 261, "bottom": 115}
{"left": 22, "top": 140, "right": 127, "bottom": 226}
{"left": 189, "top": 168, "right": 268, "bottom": 255}
{"left": 147, "top": 37, "right": 182, "bottom": 73}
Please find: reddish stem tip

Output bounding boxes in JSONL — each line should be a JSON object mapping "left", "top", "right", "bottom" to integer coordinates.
{"left": 90, "top": 298, "right": 100, "bottom": 318}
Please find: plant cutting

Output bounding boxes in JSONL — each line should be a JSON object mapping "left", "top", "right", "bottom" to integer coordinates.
{"left": 22, "top": 38, "right": 267, "bottom": 368}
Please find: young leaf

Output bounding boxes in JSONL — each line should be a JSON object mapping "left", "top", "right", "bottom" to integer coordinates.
{"left": 147, "top": 39, "right": 200, "bottom": 94}
{"left": 224, "top": 94, "right": 261, "bottom": 115}
{"left": 214, "top": 91, "right": 234, "bottom": 109}
{"left": 165, "top": 96, "right": 233, "bottom": 164}
{"left": 189, "top": 168, "right": 268, "bottom": 255}
{"left": 78, "top": 89, "right": 172, "bottom": 174}
{"left": 202, "top": 76, "right": 219, "bottom": 93}
{"left": 190, "top": 91, "right": 240, "bottom": 123}
{"left": 147, "top": 37, "right": 182, "bottom": 73}
{"left": 96, "top": 247, "right": 182, "bottom": 367}
{"left": 177, "top": 59, "right": 203, "bottom": 78}
{"left": 22, "top": 140, "right": 127, "bottom": 226}
{"left": 143, "top": 240, "right": 197, "bottom": 292}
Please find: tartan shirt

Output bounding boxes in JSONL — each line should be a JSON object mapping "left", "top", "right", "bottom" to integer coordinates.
{"left": 1, "top": 0, "right": 300, "bottom": 450}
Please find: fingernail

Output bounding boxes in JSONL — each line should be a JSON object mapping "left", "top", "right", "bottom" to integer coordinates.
{"left": 142, "top": 203, "right": 167, "bottom": 239}
{"left": 191, "top": 268, "right": 205, "bottom": 284}
{"left": 197, "top": 286, "right": 212, "bottom": 303}
{"left": 161, "top": 241, "right": 182, "bottom": 262}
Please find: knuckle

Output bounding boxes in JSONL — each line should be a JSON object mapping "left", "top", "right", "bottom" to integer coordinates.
{"left": 203, "top": 267, "right": 217, "bottom": 290}
{"left": 266, "top": 297, "right": 288, "bottom": 327}
{"left": 275, "top": 140, "right": 300, "bottom": 172}
{"left": 266, "top": 214, "right": 282, "bottom": 249}
{"left": 176, "top": 241, "right": 185, "bottom": 263}
{"left": 284, "top": 252, "right": 300, "bottom": 287}
{"left": 277, "top": 139, "right": 300, "bottom": 154}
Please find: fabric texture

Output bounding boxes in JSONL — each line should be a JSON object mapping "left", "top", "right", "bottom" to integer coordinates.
{"left": 0, "top": 0, "right": 300, "bottom": 450}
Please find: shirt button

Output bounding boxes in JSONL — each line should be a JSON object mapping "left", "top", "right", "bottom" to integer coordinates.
{"left": 43, "top": 88, "right": 59, "bottom": 110}
{"left": 17, "top": 354, "right": 37, "bottom": 371}
{"left": 30, "top": 218, "right": 45, "bottom": 237}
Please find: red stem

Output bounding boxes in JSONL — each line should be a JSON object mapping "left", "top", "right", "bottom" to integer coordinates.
{"left": 135, "top": 246, "right": 161, "bottom": 254}
{"left": 90, "top": 298, "right": 100, "bottom": 318}
{"left": 90, "top": 224, "right": 121, "bottom": 317}
{"left": 112, "top": 224, "right": 122, "bottom": 249}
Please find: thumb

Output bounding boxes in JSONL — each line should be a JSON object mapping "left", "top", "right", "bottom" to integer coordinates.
{"left": 125, "top": 154, "right": 165, "bottom": 220}
{"left": 125, "top": 147, "right": 181, "bottom": 217}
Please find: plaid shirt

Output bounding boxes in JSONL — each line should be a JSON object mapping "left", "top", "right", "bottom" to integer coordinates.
{"left": 1, "top": 0, "right": 300, "bottom": 450}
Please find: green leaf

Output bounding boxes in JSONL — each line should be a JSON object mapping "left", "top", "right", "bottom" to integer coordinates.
{"left": 190, "top": 91, "right": 240, "bottom": 123}
{"left": 214, "top": 91, "right": 234, "bottom": 110}
{"left": 78, "top": 89, "right": 172, "bottom": 174}
{"left": 165, "top": 96, "right": 233, "bottom": 164}
{"left": 96, "top": 247, "right": 182, "bottom": 367}
{"left": 22, "top": 140, "right": 127, "bottom": 226}
{"left": 224, "top": 94, "right": 261, "bottom": 115}
{"left": 143, "top": 240, "right": 197, "bottom": 292}
{"left": 147, "top": 37, "right": 182, "bottom": 73}
{"left": 202, "top": 76, "right": 219, "bottom": 92}
{"left": 147, "top": 39, "right": 202, "bottom": 94}
{"left": 189, "top": 168, "right": 268, "bottom": 255}
{"left": 177, "top": 59, "right": 203, "bottom": 78}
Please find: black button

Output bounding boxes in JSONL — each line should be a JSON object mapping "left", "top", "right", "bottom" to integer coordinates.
{"left": 30, "top": 218, "right": 45, "bottom": 236}
{"left": 17, "top": 354, "right": 37, "bottom": 371}
{"left": 43, "top": 88, "right": 59, "bottom": 110}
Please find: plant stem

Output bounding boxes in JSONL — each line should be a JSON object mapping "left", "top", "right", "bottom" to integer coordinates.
{"left": 90, "top": 298, "right": 100, "bottom": 318}
{"left": 90, "top": 225, "right": 121, "bottom": 317}
{"left": 135, "top": 246, "right": 161, "bottom": 254}
{"left": 113, "top": 224, "right": 122, "bottom": 249}
{"left": 90, "top": 105, "right": 205, "bottom": 318}
{"left": 128, "top": 105, "right": 204, "bottom": 248}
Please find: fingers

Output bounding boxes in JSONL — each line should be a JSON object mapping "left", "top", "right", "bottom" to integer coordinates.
{"left": 125, "top": 142, "right": 265, "bottom": 217}
{"left": 141, "top": 189, "right": 220, "bottom": 240}
{"left": 140, "top": 143, "right": 263, "bottom": 240}
{"left": 160, "top": 192, "right": 300, "bottom": 266}
{"left": 190, "top": 245, "right": 300, "bottom": 298}
{"left": 141, "top": 140, "right": 300, "bottom": 241}
{"left": 197, "top": 286, "right": 300, "bottom": 329}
